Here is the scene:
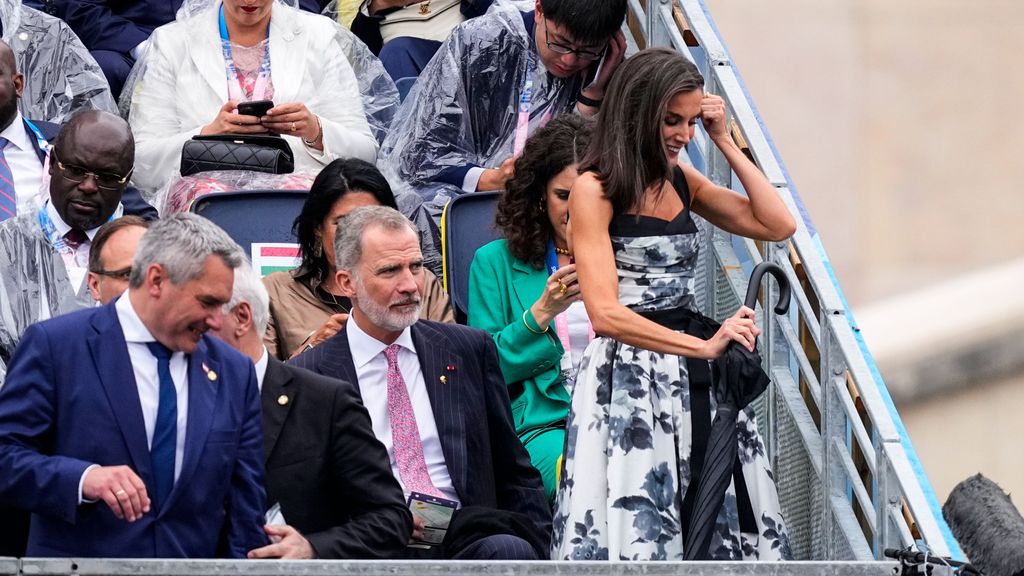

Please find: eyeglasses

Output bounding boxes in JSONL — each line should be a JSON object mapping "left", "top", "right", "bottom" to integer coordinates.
{"left": 52, "top": 151, "right": 133, "bottom": 190}
{"left": 542, "top": 16, "right": 605, "bottom": 62}
{"left": 90, "top": 266, "right": 132, "bottom": 280}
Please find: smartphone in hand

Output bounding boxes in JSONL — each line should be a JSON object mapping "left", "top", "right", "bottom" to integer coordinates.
{"left": 237, "top": 99, "right": 274, "bottom": 119}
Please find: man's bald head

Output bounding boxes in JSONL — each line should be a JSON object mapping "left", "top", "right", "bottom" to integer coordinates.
{"left": 54, "top": 110, "right": 135, "bottom": 170}
{"left": 0, "top": 40, "right": 16, "bottom": 74}
{"left": 0, "top": 39, "right": 22, "bottom": 132}
{"left": 49, "top": 110, "right": 135, "bottom": 231}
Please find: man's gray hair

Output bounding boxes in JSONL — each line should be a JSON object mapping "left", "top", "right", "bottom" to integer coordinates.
{"left": 333, "top": 206, "right": 418, "bottom": 272}
{"left": 224, "top": 258, "right": 270, "bottom": 336}
{"left": 129, "top": 213, "right": 244, "bottom": 288}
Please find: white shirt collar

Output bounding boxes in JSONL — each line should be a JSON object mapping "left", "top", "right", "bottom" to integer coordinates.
{"left": 0, "top": 111, "right": 32, "bottom": 153}
{"left": 115, "top": 292, "right": 159, "bottom": 344}
{"left": 44, "top": 199, "right": 125, "bottom": 241}
{"left": 346, "top": 313, "right": 416, "bottom": 369}
{"left": 255, "top": 346, "right": 269, "bottom": 392}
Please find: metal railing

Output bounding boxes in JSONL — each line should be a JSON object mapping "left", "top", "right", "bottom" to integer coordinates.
{"left": 628, "top": 0, "right": 962, "bottom": 561}
{"left": 0, "top": 558, "right": 919, "bottom": 576}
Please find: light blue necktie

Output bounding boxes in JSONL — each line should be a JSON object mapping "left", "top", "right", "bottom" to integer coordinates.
{"left": 0, "top": 137, "right": 16, "bottom": 222}
{"left": 146, "top": 341, "right": 177, "bottom": 510}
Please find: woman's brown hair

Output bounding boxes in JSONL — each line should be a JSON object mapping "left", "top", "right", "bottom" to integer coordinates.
{"left": 580, "top": 48, "right": 704, "bottom": 213}
{"left": 496, "top": 115, "right": 592, "bottom": 269}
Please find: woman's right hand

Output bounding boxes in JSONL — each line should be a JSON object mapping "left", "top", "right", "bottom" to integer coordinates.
{"left": 699, "top": 305, "right": 760, "bottom": 359}
{"left": 290, "top": 313, "right": 349, "bottom": 358}
{"left": 529, "top": 264, "right": 581, "bottom": 328}
{"left": 200, "top": 100, "right": 268, "bottom": 136}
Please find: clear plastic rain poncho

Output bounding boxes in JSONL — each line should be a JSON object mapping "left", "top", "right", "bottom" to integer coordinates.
{"left": 1, "top": 0, "right": 117, "bottom": 123}
{"left": 377, "top": 2, "right": 582, "bottom": 220}
{"left": 159, "top": 169, "right": 317, "bottom": 214}
{"left": 0, "top": 211, "right": 94, "bottom": 384}
{"left": 121, "top": 0, "right": 399, "bottom": 199}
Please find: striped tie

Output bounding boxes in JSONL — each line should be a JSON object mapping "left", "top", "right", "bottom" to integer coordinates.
{"left": 0, "top": 137, "right": 15, "bottom": 222}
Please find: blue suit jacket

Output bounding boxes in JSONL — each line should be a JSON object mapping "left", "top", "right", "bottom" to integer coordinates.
{"left": 289, "top": 319, "right": 551, "bottom": 538}
{"left": 0, "top": 300, "right": 267, "bottom": 558}
{"left": 61, "top": 0, "right": 330, "bottom": 55}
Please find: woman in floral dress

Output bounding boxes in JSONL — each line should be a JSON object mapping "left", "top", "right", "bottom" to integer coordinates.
{"left": 551, "top": 48, "right": 797, "bottom": 561}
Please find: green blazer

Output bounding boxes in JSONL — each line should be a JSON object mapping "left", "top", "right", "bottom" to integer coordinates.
{"left": 467, "top": 239, "right": 570, "bottom": 437}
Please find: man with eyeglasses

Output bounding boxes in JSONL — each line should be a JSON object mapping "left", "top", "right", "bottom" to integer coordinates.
{"left": 378, "top": 0, "right": 628, "bottom": 224}
{"left": 0, "top": 110, "right": 136, "bottom": 379}
{"left": 87, "top": 215, "right": 150, "bottom": 305}
{"left": 0, "top": 39, "right": 155, "bottom": 223}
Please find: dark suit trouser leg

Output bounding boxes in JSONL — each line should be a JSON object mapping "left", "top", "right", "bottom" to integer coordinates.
{"left": 451, "top": 534, "right": 539, "bottom": 560}
{"left": 378, "top": 37, "right": 442, "bottom": 81}
{"left": 90, "top": 50, "right": 135, "bottom": 102}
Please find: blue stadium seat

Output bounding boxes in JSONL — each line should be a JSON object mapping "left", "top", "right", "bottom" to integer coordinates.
{"left": 441, "top": 191, "right": 501, "bottom": 323}
{"left": 189, "top": 189, "right": 308, "bottom": 259}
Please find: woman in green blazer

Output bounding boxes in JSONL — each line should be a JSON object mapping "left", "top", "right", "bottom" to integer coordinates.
{"left": 467, "top": 116, "right": 593, "bottom": 501}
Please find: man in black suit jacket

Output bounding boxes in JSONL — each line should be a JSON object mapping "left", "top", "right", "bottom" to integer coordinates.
{"left": 211, "top": 259, "right": 412, "bottom": 559}
{"left": 290, "top": 206, "right": 550, "bottom": 560}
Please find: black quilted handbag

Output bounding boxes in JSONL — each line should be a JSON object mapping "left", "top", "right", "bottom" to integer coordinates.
{"left": 180, "top": 134, "right": 295, "bottom": 177}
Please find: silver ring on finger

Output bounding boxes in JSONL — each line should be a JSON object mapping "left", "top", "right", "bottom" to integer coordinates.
{"left": 115, "top": 489, "right": 127, "bottom": 497}
{"left": 291, "top": 121, "right": 297, "bottom": 132}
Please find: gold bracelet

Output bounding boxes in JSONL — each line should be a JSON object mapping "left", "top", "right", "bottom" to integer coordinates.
{"left": 302, "top": 116, "right": 323, "bottom": 146}
{"left": 522, "top": 309, "right": 548, "bottom": 334}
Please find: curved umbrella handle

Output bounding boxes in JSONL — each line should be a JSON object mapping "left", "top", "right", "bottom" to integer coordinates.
{"left": 743, "top": 262, "right": 791, "bottom": 315}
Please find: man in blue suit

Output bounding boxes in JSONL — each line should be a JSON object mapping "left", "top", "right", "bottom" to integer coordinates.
{"left": 59, "top": 0, "right": 332, "bottom": 100}
{"left": 0, "top": 212, "right": 267, "bottom": 557}
{"left": 290, "top": 206, "right": 550, "bottom": 560}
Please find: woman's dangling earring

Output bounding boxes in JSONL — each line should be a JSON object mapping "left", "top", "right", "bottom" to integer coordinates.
{"left": 538, "top": 199, "right": 546, "bottom": 212}
{"left": 314, "top": 238, "right": 323, "bottom": 258}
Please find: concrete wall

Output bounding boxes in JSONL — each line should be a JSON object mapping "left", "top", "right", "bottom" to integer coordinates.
{"left": 704, "top": 1, "right": 1024, "bottom": 505}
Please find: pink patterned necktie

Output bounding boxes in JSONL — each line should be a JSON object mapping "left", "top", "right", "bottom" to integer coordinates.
{"left": 384, "top": 344, "right": 443, "bottom": 497}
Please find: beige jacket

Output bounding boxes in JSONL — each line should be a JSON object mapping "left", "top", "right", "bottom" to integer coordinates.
{"left": 263, "top": 269, "right": 454, "bottom": 360}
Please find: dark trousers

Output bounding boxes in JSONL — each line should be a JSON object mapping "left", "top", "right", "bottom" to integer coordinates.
{"left": 91, "top": 49, "right": 135, "bottom": 103}
{"left": 406, "top": 534, "right": 540, "bottom": 560}
{"left": 379, "top": 36, "right": 442, "bottom": 81}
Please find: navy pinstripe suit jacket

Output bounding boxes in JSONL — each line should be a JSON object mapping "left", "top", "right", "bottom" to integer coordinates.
{"left": 289, "top": 319, "right": 551, "bottom": 537}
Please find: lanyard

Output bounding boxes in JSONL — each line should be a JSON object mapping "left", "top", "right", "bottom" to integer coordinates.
{"left": 23, "top": 119, "right": 50, "bottom": 158}
{"left": 546, "top": 241, "right": 593, "bottom": 378}
{"left": 512, "top": 59, "right": 553, "bottom": 157}
{"left": 38, "top": 204, "right": 84, "bottom": 274}
{"left": 219, "top": 5, "right": 272, "bottom": 102}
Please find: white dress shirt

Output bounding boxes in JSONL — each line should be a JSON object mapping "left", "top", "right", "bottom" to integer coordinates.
{"left": 1, "top": 112, "right": 45, "bottom": 215}
{"left": 254, "top": 347, "right": 269, "bottom": 393}
{"left": 346, "top": 315, "right": 460, "bottom": 504}
{"left": 44, "top": 200, "right": 124, "bottom": 290}
{"left": 115, "top": 294, "right": 189, "bottom": 482}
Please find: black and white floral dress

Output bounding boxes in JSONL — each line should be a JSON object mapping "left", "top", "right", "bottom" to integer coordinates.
{"left": 551, "top": 168, "right": 791, "bottom": 561}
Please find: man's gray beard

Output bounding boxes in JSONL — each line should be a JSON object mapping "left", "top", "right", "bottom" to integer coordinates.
{"left": 354, "top": 277, "right": 421, "bottom": 333}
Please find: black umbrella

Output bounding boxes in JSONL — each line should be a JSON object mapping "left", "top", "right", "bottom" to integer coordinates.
{"left": 682, "top": 262, "right": 791, "bottom": 560}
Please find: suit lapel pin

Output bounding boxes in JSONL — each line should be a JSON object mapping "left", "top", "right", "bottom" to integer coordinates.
{"left": 202, "top": 362, "right": 217, "bottom": 382}
{"left": 277, "top": 394, "right": 289, "bottom": 406}
{"left": 441, "top": 363, "right": 455, "bottom": 385}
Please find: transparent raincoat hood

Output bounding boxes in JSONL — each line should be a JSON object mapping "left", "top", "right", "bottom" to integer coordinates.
{"left": 0, "top": 212, "right": 93, "bottom": 383}
{"left": 1, "top": 0, "right": 117, "bottom": 123}
{"left": 377, "top": 2, "right": 582, "bottom": 218}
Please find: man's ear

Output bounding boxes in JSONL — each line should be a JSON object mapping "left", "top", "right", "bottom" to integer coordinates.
{"left": 535, "top": 0, "right": 542, "bottom": 17}
{"left": 146, "top": 263, "right": 166, "bottom": 297}
{"left": 87, "top": 272, "right": 101, "bottom": 302}
{"left": 13, "top": 73, "right": 23, "bottom": 99}
{"left": 234, "top": 301, "right": 254, "bottom": 338}
{"left": 336, "top": 269, "right": 357, "bottom": 299}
